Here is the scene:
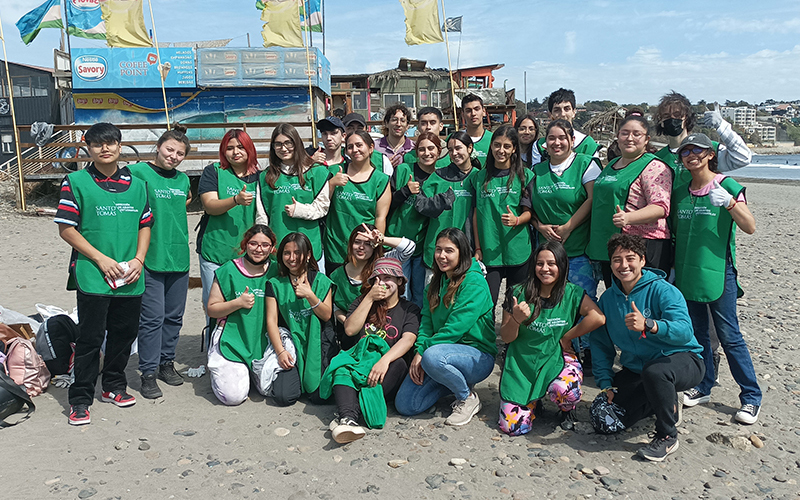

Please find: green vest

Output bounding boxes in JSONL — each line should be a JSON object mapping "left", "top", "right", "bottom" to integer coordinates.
{"left": 200, "top": 164, "right": 257, "bottom": 265}
{"left": 471, "top": 167, "right": 535, "bottom": 267}
{"left": 128, "top": 162, "right": 190, "bottom": 273}
{"left": 531, "top": 154, "right": 596, "bottom": 257}
{"left": 268, "top": 273, "right": 333, "bottom": 393}
{"left": 324, "top": 169, "right": 390, "bottom": 264}
{"left": 386, "top": 162, "right": 429, "bottom": 256}
{"left": 329, "top": 265, "right": 361, "bottom": 312}
{"left": 471, "top": 130, "right": 493, "bottom": 168}
{"left": 420, "top": 167, "right": 477, "bottom": 268}
{"left": 216, "top": 259, "right": 277, "bottom": 366}
{"left": 655, "top": 142, "right": 720, "bottom": 188}
{"left": 587, "top": 153, "right": 658, "bottom": 261}
{"left": 673, "top": 176, "right": 743, "bottom": 303}
{"left": 259, "top": 166, "right": 329, "bottom": 260}
{"left": 68, "top": 168, "right": 147, "bottom": 296}
{"left": 500, "top": 282, "right": 584, "bottom": 405}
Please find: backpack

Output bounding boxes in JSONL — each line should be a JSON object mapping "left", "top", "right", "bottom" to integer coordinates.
{"left": 35, "top": 314, "right": 78, "bottom": 376}
{"left": 3, "top": 337, "right": 51, "bottom": 397}
{"left": 0, "top": 369, "right": 35, "bottom": 426}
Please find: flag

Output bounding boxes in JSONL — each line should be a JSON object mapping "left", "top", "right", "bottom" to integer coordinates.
{"left": 259, "top": 0, "right": 303, "bottom": 48}
{"left": 300, "top": 0, "right": 322, "bottom": 33}
{"left": 442, "top": 16, "right": 462, "bottom": 33}
{"left": 65, "top": 0, "right": 106, "bottom": 41}
{"left": 101, "top": 0, "right": 152, "bottom": 47}
{"left": 399, "top": 0, "right": 443, "bottom": 46}
{"left": 16, "top": 0, "right": 63, "bottom": 46}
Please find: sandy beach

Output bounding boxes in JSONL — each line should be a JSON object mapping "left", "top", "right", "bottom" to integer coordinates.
{"left": 1, "top": 180, "right": 799, "bottom": 500}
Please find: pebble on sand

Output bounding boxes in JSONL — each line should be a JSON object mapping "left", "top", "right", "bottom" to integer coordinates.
{"left": 388, "top": 459, "right": 408, "bottom": 468}
{"left": 449, "top": 458, "right": 467, "bottom": 466}
{"left": 274, "top": 428, "right": 291, "bottom": 437}
{"left": 750, "top": 435, "right": 765, "bottom": 448}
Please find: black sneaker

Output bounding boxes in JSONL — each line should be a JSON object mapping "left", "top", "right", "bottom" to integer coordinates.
{"left": 558, "top": 409, "right": 578, "bottom": 430}
{"left": 69, "top": 404, "right": 91, "bottom": 426}
{"left": 735, "top": 404, "right": 760, "bottom": 425}
{"left": 158, "top": 361, "right": 184, "bottom": 386}
{"left": 638, "top": 434, "right": 679, "bottom": 462}
{"left": 140, "top": 373, "right": 163, "bottom": 399}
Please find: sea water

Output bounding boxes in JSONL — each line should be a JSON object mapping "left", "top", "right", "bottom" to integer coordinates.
{"left": 729, "top": 154, "right": 800, "bottom": 181}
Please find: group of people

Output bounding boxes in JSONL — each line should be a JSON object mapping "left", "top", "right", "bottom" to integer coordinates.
{"left": 53, "top": 87, "right": 762, "bottom": 463}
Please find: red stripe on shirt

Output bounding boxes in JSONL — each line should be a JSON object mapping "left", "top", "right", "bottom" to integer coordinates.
{"left": 57, "top": 204, "right": 79, "bottom": 215}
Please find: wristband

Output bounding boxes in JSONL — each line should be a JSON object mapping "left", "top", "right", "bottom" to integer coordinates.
{"left": 233, "top": 196, "right": 239, "bottom": 206}
{"left": 310, "top": 298, "right": 322, "bottom": 310}
{"left": 133, "top": 256, "right": 144, "bottom": 266}
{"left": 726, "top": 199, "right": 737, "bottom": 210}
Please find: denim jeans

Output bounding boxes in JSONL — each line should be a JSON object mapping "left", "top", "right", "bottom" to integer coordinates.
{"left": 686, "top": 263, "right": 762, "bottom": 405}
{"left": 138, "top": 269, "right": 189, "bottom": 374}
{"left": 402, "top": 255, "right": 426, "bottom": 309}
{"left": 394, "top": 343, "right": 495, "bottom": 415}
{"left": 568, "top": 254, "right": 597, "bottom": 352}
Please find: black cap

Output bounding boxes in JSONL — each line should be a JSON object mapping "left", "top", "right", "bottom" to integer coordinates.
{"left": 678, "top": 133, "right": 714, "bottom": 153}
{"left": 342, "top": 113, "right": 367, "bottom": 128}
{"left": 316, "top": 116, "right": 345, "bottom": 132}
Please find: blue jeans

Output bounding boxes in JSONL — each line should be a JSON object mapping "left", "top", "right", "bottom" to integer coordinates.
{"left": 402, "top": 255, "right": 426, "bottom": 309}
{"left": 138, "top": 269, "right": 189, "bottom": 374}
{"left": 568, "top": 254, "right": 597, "bottom": 352}
{"left": 394, "top": 343, "right": 495, "bottom": 415}
{"left": 686, "top": 263, "right": 762, "bottom": 405}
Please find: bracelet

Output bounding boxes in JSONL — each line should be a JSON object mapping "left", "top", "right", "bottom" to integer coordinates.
{"left": 277, "top": 350, "right": 286, "bottom": 356}
{"left": 726, "top": 199, "right": 737, "bottom": 210}
{"left": 233, "top": 196, "right": 239, "bottom": 206}
{"left": 133, "top": 257, "right": 144, "bottom": 266}
{"left": 509, "top": 315, "right": 521, "bottom": 325}
{"left": 310, "top": 298, "right": 322, "bottom": 309}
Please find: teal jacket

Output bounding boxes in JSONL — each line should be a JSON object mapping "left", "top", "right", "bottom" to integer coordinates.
{"left": 590, "top": 269, "right": 702, "bottom": 390}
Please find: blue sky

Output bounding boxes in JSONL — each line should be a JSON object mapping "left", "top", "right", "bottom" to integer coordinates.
{"left": 3, "top": 0, "right": 799, "bottom": 105}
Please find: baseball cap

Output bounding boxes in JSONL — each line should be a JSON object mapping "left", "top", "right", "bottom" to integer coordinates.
{"left": 342, "top": 113, "right": 367, "bottom": 129}
{"left": 317, "top": 116, "right": 345, "bottom": 132}
{"left": 678, "top": 133, "right": 713, "bottom": 153}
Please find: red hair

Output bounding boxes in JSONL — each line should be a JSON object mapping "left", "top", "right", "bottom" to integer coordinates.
{"left": 219, "top": 129, "right": 260, "bottom": 176}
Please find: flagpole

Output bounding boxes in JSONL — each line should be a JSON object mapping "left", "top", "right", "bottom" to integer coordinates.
{"left": 321, "top": 0, "right": 326, "bottom": 55}
{"left": 0, "top": 13, "right": 27, "bottom": 210}
{"left": 145, "top": 0, "right": 171, "bottom": 129}
{"left": 439, "top": 0, "right": 460, "bottom": 131}
{"left": 301, "top": 0, "right": 317, "bottom": 146}
{"left": 62, "top": 0, "right": 72, "bottom": 56}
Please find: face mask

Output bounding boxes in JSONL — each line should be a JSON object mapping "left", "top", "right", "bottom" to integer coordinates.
{"left": 661, "top": 118, "right": 684, "bottom": 137}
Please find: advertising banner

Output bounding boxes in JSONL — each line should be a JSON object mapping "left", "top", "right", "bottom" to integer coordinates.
{"left": 72, "top": 47, "right": 196, "bottom": 89}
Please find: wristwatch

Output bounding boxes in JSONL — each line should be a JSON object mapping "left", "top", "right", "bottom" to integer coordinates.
{"left": 644, "top": 318, "right": 656, "bottom": 333}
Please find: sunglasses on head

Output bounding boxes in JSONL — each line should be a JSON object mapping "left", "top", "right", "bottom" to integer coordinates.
{"left": 680, "top": 146, "right": 707, "bottom": 157}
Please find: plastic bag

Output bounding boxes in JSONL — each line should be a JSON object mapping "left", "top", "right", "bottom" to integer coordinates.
{"left": 0, "top": 306, "right": 41, "bottom": 332}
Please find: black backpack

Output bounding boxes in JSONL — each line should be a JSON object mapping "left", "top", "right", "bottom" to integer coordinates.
{"left": 0, "top": 370, "right": 35, "bottom": 426}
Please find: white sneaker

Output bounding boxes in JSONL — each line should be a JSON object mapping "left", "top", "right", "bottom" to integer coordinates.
{"left": 683, "top": 388, "right": 710, "bottom": 407}
{"left": 332, "top": 418, "right": 366, "bottom": 443}
{"left": 445, "top": 392, "right": 481, "bottom": 426}
{"left": 735, "top": 404, "right": 760, "bottom": 425}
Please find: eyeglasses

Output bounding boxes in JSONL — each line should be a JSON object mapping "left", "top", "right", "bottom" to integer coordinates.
{"left": 680, "top": 146, "right": 707, "bottom": 157}
{"left": 273, "top": 141, "right": 295, "bottom": 151}
{"left": 618, "top": 130, "right": 646, "bottom": 139}
{"left": 247, "top": 241, "right": 273, "bottom": 250}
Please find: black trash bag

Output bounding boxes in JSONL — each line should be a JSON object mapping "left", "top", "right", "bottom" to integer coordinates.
{"left": 590, "top": 391, "right": 626, "bottom": 434}
{"left": 0, "top": 369, "right": 35, "bottom": 426}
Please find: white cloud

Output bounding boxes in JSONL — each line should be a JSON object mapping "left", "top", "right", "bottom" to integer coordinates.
{"left": 707, "top": 17, "right": 800, "bottom": 34}
{"left": 565, "top": 31, "right": 576, "bottom": 55}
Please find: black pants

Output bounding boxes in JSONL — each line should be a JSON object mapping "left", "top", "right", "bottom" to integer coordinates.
{"left": 334, "top": 358, "right": 408, "bottom": 422}
{"left": 613, "top": 352, "right": 704, "bottom": 438}
{"left": 600, "top": 238, "right": 674, "bottom": 288}
{"left": 271, "top": 367, "right": 329, "bottom": 406}
{"left": 69, "top": 292, "right": 142, "bottom": 405}
{"left": 486, "top": 261, "right": 529, "bottom": 306}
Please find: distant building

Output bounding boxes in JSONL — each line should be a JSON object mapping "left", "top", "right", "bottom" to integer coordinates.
{"left": 721, "top": 106, "right": 756, "bottom": 128}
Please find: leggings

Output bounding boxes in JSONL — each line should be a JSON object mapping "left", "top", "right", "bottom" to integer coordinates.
{"left": 486, "top": 261, "right": 530, "bottom": 306}
{"left": 498, "top": 352, "right": 583, "bottom": 436}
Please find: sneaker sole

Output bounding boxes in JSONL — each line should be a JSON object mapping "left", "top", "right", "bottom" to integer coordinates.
{"left": 682, "top": 395, "right": 710, "bottom": 407}
{"left": 445, "top": 401, "right": 482, "bottom": 426}
{"left": 69, "top": 416, "right": 91, "bottom": 426}
{"left": 734, "top": 412, "right": 759, "bottom": 425}
{"left": 333, "top": 428, "right": 365, "bottom": 444}
{"left": 101, "top": 396, "right": 136, "bottom": 407}
{"left": 639, "top": 439, "right": 679, "bottom": 462}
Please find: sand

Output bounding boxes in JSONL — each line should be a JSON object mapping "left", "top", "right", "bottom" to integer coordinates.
{"left": 1, "top": 181, "right": 799, "bottom": 500}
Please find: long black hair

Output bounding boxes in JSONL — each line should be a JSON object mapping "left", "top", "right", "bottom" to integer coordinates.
{"left": 482, "top": 124, "right": 523, "bottom": 194}
{"left": 276, "top": 232, "right": 318, "bottom": 276}
{"left": 427, "top": 228, "right": 473, "bottom": 311}
{"left": 520, "top": 241, "right": 569, "bottom": 323}
{"left": 514, "top": 112, "right": 539, "bottom": 168}
{"left": 447, "top": 131, "right": 481, "bottom": 170}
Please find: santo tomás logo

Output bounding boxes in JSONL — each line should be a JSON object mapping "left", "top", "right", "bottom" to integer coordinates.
{"left": 70, "top": 0, "right": 102, "bottom": 11}
{"left": 75, "top": 55, "right": 108, "bottom": 82}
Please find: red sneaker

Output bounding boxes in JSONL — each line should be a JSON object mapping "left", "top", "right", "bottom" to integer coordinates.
{"left": 101, "top": 390, "right": 136, "bottom": 407}
{"left": 69, "top": 404, "right": 91, "bottom": 425}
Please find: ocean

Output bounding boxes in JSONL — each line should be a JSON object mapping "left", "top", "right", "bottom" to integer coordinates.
{"left": 729, "top": 154, "right": 800, "bottom": 181}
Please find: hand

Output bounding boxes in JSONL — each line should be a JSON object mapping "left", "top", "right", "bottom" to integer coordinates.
{"left": 235, "top": 185, "right": 253, "bottom": 206}
{"left": 390, "top": 152, "right": 403, "bottom": 167}
{"left": 284, "top": 196, "right": 298, "bottom": 217}
{"left": 367, "top": 281, "right": 392, "bottom": 302}
{"left": 238, "top": 286, "right": 255, "bottom": 309}
{"left": 292, "top": 274, "right": 313, "bottom": 299}
{"left": 311, "top": 147, "right": 326, "bottom": 164}
{"left": 406, "top": 174, "right": 420, "bottom": 195}
{"left": 97, "top": 255, "right": 125, "bottom": 281}
{"left": 560, "top": 336, "right": 575, "bottom": 354}
{"left": 708, "top": 180, "right": 734, "bottom": 208}
{"left": 612, "top": 205, "right": 629, "bottom": 228}
{"left": 123, "top": 257, "right": 143, "bottom": 284}
{"left": 474, "top": 248, "right": 483, "bottom": 261}
{"left": 409, "top": 353, "right": 425, "bottom": 385}
{"left": 605, "top": 389, "right": 615, "bottom": 404}
{"left": 501, "top": 205, "right": 518, "bottom": 227}
{"left": 701, "top": 102, "right": 723, "bottom": 129}
{"left": 330, "top": 165, "right": 349, "bottom": 187}
{"left": 511, "top": 296, "right": 531, "bottom": 324}
{"left": 539, "top": 224, "right": 562, "bottom": 242}
{"left": 624, "top": 300, "right": 646, "bottom": 332}
{"left": 277, "top": 349, "right": 295, "bottom": 370}
{"left": 360, "top": 223, "right": 384, "bottom": 248}
{"left": 553, "top": 224, "right": 573, "bottom": 243}
{"left": 367, "top": 358, "right": 390, "bottom": 387}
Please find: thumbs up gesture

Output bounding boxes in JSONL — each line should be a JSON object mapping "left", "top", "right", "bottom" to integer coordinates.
{"left": 406, "top": 172, "right": 420, "bottom": 195}
{"left": 612, "top": 204, "right": 629, "bottom": 228}
{"left": 625, "top": 300, "right": 646, "bottom": 332}
{"left": 510, "top": 296, "right": 531, "bottom": 324}
{"left": 284, "top": 196, "right": 298, "bottom": 217}
{"left": 701, "top": 102, "right": 724, "bottom": 129}
{"left": 235, "top": 185, "right": 253, "bottom": 206}
{"left": 708, "top": 180, "right": 734, "bottom": 208}
{"left": 501, "top": 204, "right": 519, "bottom": 227}
{"left": 330, "top": 165, "right": 349, "bottom": 187}
{"left": 311, "top": 146, "right": 326, "bottom": 164}
{"left": 238, "top": 286, "right": 255, "bottom": 309}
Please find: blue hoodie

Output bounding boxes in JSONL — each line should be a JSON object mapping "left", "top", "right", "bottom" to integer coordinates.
{"left": 590, "top": 268, "right": 702, "bottom": 390}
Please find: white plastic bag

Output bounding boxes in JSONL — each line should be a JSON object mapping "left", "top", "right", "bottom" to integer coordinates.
{"left": 0, "top": 305, "right": 41, "bottom": 332}
{"left": 252, "top": 327, "right": 296, "bottom": 397}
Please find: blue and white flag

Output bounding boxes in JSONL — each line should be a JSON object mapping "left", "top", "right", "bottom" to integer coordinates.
{"left": 65, "top": 0, "right": 107, "bottom": 40}
{"left": 16, "top": 0, "right": 63, "bottom": 45}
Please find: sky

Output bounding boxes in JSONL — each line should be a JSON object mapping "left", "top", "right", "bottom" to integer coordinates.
{"left": 2, "top": 0, "right": 800, "bottom": 105}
